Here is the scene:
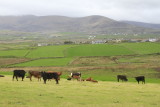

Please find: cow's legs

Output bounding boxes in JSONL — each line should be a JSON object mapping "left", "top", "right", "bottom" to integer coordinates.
{"left": 22, "top": 76, "right": 24, "bottom": 81}
{"left": 16, "top": 76, "right": 18, "bottom": 81}
{"left": 12, "top": 76, "right": 15, "bottom": 81}
{"left": 43, "top": 79, "right": 47, "bottom": 84}
{"left": 55, "top": 79, "right": 59, "bottom": 84}
{"left": 30, "top": 75, "right": 32, "bottom": 81}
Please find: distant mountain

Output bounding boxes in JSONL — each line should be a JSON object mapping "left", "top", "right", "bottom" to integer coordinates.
{"left": 121, "top": 21, "right": 160, "bottom": 29}
{"left": 0, "top": 15, "right": 159, "bottom": 34}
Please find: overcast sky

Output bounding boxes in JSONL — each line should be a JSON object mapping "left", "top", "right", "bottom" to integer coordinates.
{"left": 0, "top": 0, "right": 160, "bottom": 23}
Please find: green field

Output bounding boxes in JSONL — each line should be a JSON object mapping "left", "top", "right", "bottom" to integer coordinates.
{"left": 0, "top": 76, "right": 159, "bottom": 107}
{"left": 65, "top": 44, "right": 134, "bottom": 57}
{"left": 12, "top": 58, "right": 73, "bottom": 67}
{"left": 0, "top": 42, "right": 159, "bottom": 67}
{"left": 0, "top": 42, "right": 160, "bottom": 107}
{"left": 26, "top": 45, "right": 76, "bottom": 58}
{"left": 0, "top": 49, "right": 28, "bottom": 57}
{"left": 119, "top": 42, "right": 160, "bottom": 54}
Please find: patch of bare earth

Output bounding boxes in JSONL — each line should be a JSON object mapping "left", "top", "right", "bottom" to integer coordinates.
{"left": 0, "top": 58, "right": 30, "bottom": 66}
{"left": 70, "top": 56, "right": 114, "bottom": 66}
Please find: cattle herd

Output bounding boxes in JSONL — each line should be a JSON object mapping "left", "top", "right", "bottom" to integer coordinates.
{"left": 0, "top": 70, "right": 145, "bottom": 84}
{"left": 117, "top": 75, "right": 145, "bottom": 84}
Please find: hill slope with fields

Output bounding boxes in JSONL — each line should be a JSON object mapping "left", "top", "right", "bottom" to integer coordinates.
{"left": 0, "top": 42, "right": 159, "bottom": 67}
{"left": 0, "top": 15, "right": 158, "bottom": 35}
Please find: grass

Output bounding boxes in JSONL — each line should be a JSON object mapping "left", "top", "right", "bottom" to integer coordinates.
{"left": 26, "top": 45, "right": 76, "bottom": 58}
{"left": 0, "top": 43, "right": 160, "bottom": 67}
{"left": 119, "top": 42, "right": 160, "bottom": 54}
{"left": 0, "top": 49, "right": 28, "bottom": 57}
{"left": 0, "top": 76, "right": 159, "bottom": 107}
{"left": 10, "top": 57, "right": 73, "bottom": 67}
{"left": 65, "top": 44, "right": 134, "bottom": 57}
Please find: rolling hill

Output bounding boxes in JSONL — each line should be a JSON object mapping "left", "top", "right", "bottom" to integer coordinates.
{"left": 0, "top": 15, "right": 159, "bottom": 35}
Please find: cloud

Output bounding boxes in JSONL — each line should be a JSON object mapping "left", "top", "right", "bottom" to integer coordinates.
{"left": 0, "top": 0, "right": 160, "bottom": 23}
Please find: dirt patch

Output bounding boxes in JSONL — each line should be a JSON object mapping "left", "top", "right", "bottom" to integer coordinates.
{"left": 70, "top": 56, "right": 113, "bottom": 66}
{"left": 0, "top": 58, "right": 30, "bottom": 67}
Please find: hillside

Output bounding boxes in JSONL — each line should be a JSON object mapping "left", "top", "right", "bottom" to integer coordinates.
{"left": 121, "top": 21, "right": 160, "bottom": 29}
{"left": 0, "top": 15, "right": 158, "bottom": 35}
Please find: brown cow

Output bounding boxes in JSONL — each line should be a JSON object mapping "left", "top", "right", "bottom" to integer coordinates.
{"left": 91, "top": 80, "right": 98, "bottom": 83}
{"left": 27, "top": 70, "right": 42, "bottom": 81}
{"left": 86, "top": 77, "right": 92, "bottom": 81}
{"left": 85, "top": 77, "right": 98, "bottom": 83}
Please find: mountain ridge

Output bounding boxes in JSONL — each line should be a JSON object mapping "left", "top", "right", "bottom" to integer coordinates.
{"left": 0, "top": 15, "right": 159, "bottom": 34}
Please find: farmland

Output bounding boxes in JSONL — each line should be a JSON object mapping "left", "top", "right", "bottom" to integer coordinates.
{"left": 0, "top": 42, "right": 160, "bottom": 107}
{"left": 0, "top": 42, "right": 160, "bottom": 82}
{"left": 0, "top": 76, "right": 160, "bottom": 107}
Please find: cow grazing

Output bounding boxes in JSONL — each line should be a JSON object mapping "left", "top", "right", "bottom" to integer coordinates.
{"left": 41, "top": 71, "right": 59, "bottom": 84}
{"left": 13, "top": 70, "right": 26, "bottom": 81}
{"left": 86, "top": 77, "right": 92, "bottom": 81}
{"left": 67, "top": 76, "right": 72, "bottom": 80}
{"left": 117, "top": 75, "right": 128, "bottom": 82}
{"left": 72, "top": 75, "right": 81, "bottom": 81}
{"left": 135, "top": 76, "right": 145, "bottom": 84}
{"left": 47, "top": 71, "right": 62, "bottom": 81}
{"left": 27, "top": 70, "right": 42, "bottom": 81}
{"left": 85, "top": 77, "right": 98, "bottom": 83}
{"left": 0, "top": 75, "right": 5, "bottom": 77}
{"left": 70, "top": 72, "right": 81, "bottom": 81}
{"left": 91, "top": 80, "right": 98, "bottom": 83}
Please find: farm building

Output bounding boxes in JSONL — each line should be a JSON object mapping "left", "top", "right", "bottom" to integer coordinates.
{"left": 92, "top": 40, "right": 106, "bottom": 44}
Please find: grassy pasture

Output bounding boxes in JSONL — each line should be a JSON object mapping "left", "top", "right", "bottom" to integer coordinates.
{"left": 0, "top": 76, "right": 159, "bottom": 107}
{"left": 11, "top": 58, "right": 73, "bottom": 67}
{"left": 65, "top": 44, "right": 134, "bottom": 57}
{"left": 26, "top": 45, "right": 76, "bottom": 58}
{"left": 0, "top": 49, "right": 29, "bottom": 57}
{"left": 0, "top": 43, "right": 160, "bottom": 67}
{"left": 119, "top": 42, "right": 160, "bottom": 54}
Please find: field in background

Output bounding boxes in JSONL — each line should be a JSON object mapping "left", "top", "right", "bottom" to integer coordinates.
{"left": 0, "top": 42, "right": 160, "bottom": 83}
{"left": 0, "top": 42, "right": 160, "bottom": 67}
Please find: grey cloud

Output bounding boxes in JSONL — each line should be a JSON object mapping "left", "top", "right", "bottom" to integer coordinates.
{"left": 0, "top": 0, "right": 160, "bottom": 23}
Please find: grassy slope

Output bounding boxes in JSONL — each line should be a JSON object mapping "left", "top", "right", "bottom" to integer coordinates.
{"left": 0, "top": 76, "right": 159, "bottom": 107}
{"left": 119, "top": 42, "right": 160, "bottom": 54}
{"left": 65, "top": 44, "right": 135, "bottom": 57}
{"left": 12, "top": 58, "right": 73, "bottom": 67}
{"left": 0, "top": 50, "right": 28, "bottom": 57}
{"left": 26, "top": 45, "right": 76, "bottom": 58}
{"left": 9, "top": 43, "right": 160, "bottom": 67}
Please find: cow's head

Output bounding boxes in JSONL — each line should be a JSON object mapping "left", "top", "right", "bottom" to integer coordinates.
{"left": 124, "top": 78, "right": 128, "bottom": 81}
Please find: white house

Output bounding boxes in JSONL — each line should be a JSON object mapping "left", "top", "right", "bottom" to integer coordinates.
{"left": 149, "top": 38, "right": 157, "bottom": 42}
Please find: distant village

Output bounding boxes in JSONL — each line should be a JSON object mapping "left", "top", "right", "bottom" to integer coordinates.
{"left": 37, "top": 35, "right": 160, "bottom": 46}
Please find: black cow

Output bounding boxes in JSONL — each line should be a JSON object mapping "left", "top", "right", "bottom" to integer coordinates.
{"left": 117, "top": 75, "right": 128, "bottom": 82}
{"left": 135, "top": 76, "right": 145, "bottom": 84}
{"left": 0, "top": 75, "right": 5, "bottom": 77}
{"left": 13, "top": 70, "right": 26, "bottom": 81}
{"left": 41, "top": 71, "right": 59, "bottom": 84}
